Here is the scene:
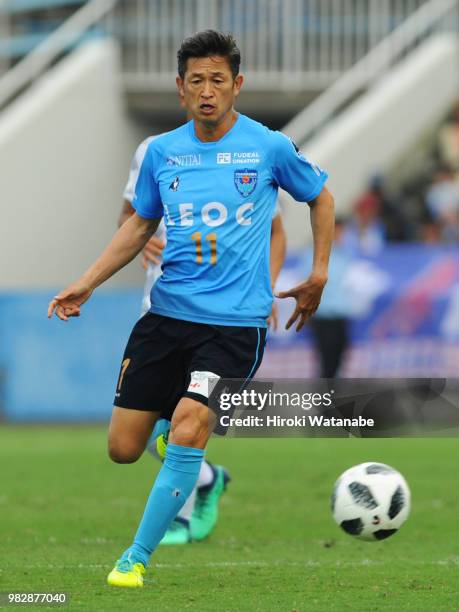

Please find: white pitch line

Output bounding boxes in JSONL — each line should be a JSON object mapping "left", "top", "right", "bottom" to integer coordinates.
{"left": 8, "top": 557, "right": 459, "bottom": 571}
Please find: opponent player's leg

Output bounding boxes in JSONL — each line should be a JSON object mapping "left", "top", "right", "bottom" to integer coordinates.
{"left": 190, "top": 461, "right": 230, "bottom": 541}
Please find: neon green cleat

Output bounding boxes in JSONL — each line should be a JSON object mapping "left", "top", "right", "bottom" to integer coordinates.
{"left": 155, "top": 430, "right": 169, "bottom": 461}
{"left": 191, "top": 465, "right": 230, "bottom": 541}
{"left": 107, "top": 556, "right": 145, "bottom": 588}
{"left": 159, "top": 518, "right": 191, "bottom": 546}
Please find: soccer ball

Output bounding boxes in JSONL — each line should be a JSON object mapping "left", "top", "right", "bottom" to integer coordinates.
{"left": 331, "top": 462, "right": 411, "bottom": 541}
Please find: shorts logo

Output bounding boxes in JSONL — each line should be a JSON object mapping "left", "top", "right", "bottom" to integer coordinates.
{"left": 188, "top": 371, "right": 220, "bottom": 399}
{"left": 234, "top": 169, "right": 258, "bottom": 197}
{"left": 217, "top": 152, "right": 231, "bottom": 164}
{"left": 117, "top": 358, "right": 131, "bottom": 391}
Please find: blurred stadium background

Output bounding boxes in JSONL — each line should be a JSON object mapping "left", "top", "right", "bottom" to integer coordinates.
{"left": 1, "top": 0, "right": 459, "bottom": 422}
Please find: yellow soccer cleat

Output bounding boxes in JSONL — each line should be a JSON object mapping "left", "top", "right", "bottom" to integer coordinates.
{"left": 107, "top": 556, "right": 146, "bottom": 588}
{"left": 155, "top": 430, "right": 168, "bottom": 461}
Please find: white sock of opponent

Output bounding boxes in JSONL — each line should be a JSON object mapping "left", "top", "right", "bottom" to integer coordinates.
{"left": 197, "top": 459, "right": 214, "bottom": 488}
{"left": 176, "top": 486, "right": 197, "bottom": 521}
{"left": 176, "top": 460, "right": 215, "bottom": 520}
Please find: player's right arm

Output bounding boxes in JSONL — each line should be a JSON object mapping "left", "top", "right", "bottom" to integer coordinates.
{"left": 48, "top": 213, "right": 161, "bottom": 321}
{"left": 118, "top": 199, "right": 135, "bottom": 228}
{"left": 49, "top": 141, "right": 163, "bottom": 321}
{"left": 119, "top": 199, "right": 165, "bottom": 267}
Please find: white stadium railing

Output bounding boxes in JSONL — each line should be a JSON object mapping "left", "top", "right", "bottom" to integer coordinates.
{"left": 118, "top": 0, "right": 431, "bottom": 91}
{"left": 0, "top": 0, "right": 116, "bottom": 109}
{"left": 283, "top": 0, "right": 459, "bottom": 144}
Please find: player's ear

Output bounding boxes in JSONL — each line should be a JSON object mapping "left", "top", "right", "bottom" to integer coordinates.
{"left": 176, "top": 76, "right": 185, "bottom": 98}
{"left": 233, "top": 74, "right": 244, "bottom": 97}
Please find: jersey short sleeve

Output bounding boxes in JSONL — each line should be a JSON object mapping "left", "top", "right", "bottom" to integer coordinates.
{"left": 271, "top": 132, "right": 328, "bottom": 203}
{"left": 132, "top": 144, "right": 163, "bottom": 219}
{"left": 123, "top": 138, "right": 153, "bottom": 203}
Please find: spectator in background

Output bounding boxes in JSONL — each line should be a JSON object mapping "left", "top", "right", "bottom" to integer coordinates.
{"left": 376, "top": 175, "right": 412, "bottom": 242}
{"left": 437, "top": 102, "right": 459, "bottom": 177}
{"left": 310, "top": 218, "right": 352, "bottom": 378}
{"left": 425, "top": 166, "right": 459, "bottom": 243}
{"left": 342, "top": 176, "right": 386, "bottom": 254}
{"left": 419, "top": 212, "right": 442, "bottom": 244}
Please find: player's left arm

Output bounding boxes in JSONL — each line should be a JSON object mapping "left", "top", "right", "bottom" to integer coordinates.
{"left": 270, "top": 133, "right": 334, "bottom": 331}
{"left": 277, "top": 186, "right": 334, "bottom": 331}
{"left": 268, "top": 214, "right": 287, "bottom": 330}
{"left": 270, "top": 214, "right": 287, "bottom": 289}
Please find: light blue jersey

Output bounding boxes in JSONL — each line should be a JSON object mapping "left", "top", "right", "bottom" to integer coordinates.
{"left": 133, "top": 113, "right": 328, "bottom": 327}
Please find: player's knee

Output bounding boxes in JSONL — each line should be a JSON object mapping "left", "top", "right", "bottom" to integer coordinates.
{"left": 108, "top": 441, "right": 143, "bottom": 464}
{"left": 170, "top": 400, "right": 212, "bottom": 447}
{"left": 170, "top": 421, "right": 200, "bottom": 447}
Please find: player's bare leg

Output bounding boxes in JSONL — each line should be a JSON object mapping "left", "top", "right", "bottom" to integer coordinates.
{"left": 108, "top": 407, "right": 160, "bottom": 464}
{"left": 169, "top": 397, "right": 216, "bottom": 448}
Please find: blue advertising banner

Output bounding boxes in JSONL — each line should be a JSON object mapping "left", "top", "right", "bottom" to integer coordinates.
{"left": 260, "top": 244, "right": 459, "bottom": 379}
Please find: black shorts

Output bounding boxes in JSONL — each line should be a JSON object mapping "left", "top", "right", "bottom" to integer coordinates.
{"left": 114, "top": 313, "right": 266, "bottom": 421}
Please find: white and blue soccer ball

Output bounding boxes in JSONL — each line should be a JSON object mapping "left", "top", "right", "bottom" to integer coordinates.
{"left": 331, "top": 462, "right": 411, "bottom": 541}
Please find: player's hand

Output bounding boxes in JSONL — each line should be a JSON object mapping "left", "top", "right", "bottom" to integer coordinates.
{"left": 276, "top": 274, "right": 327, "bottom": 332}
{"left": 267, "top": 301, "right": 279, "bottom": 331}
{"left": 142, "top": 235, "right": 165, "bottom": 268}
{"left": 47, "top": 281, "right": 93, "bottom": 321}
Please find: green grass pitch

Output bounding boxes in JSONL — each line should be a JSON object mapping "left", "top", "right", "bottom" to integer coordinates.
{"left": 1, "top": 427, "right": 458, "bottom": 611}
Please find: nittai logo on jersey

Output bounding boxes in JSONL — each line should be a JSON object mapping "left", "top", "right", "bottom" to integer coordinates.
{"left": 166, "top": 154, "right": 202, "bottom": 166}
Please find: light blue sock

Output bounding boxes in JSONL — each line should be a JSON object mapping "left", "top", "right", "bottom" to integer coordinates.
{"left": 122, "top": 443, "right": 204, "bottom": 566}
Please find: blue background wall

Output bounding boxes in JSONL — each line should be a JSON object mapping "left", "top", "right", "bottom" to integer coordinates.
{"left": 0, "top": 290, "right": 140, "bottom": 422}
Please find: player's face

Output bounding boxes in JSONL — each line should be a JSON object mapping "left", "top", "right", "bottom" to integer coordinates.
{"left": 176, "top": 56, "right": 243, "bottom": 127}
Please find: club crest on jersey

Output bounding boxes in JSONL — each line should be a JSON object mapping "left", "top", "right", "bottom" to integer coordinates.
{"left": 234, "top": 169, "right": 258, "bottom": 197}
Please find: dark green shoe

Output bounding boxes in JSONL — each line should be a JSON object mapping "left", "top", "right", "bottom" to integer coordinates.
{"left": 190, "top": 465, "right": 230, "bottom": 541}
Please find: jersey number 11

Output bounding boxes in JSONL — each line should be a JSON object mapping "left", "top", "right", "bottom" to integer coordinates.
{"left": 191, "top": 232, "right": 217, "bottom": 265}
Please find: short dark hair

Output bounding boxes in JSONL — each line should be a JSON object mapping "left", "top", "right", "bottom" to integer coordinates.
{"left": 177, "top": 30, "right": 241, "bottom": 79}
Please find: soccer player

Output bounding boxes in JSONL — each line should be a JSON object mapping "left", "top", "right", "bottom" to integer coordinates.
{"left": 48, "top": 30, "right": 334, "bottom": 588}
{"left": 119, "top": 137, "right": 287, "bottom": 545}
